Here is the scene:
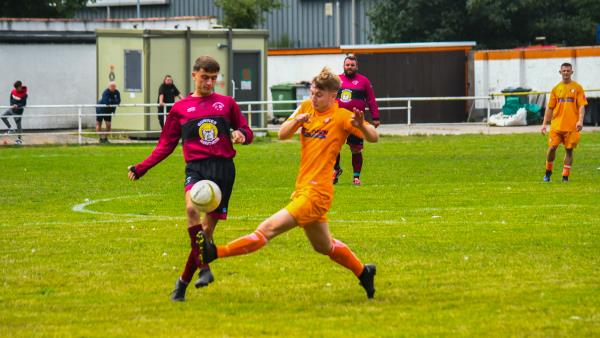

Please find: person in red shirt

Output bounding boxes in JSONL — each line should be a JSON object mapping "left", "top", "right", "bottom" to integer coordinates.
{"left": 2, "top": 80, "right": 28, "bottom": 145}
{"left": 541, "top": 63, "right": 587, "bottom": 182}
{"left": 128, "top": 56, "right": 253, "bottom": 301}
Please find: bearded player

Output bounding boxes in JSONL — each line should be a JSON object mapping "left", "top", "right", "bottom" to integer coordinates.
{"left": 333, "top": 54, "right": 380, "bottom": 185}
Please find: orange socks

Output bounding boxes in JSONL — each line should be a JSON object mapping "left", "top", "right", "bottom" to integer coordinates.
{"left": 215, "top": 233, "right": 364, "bottom": 277}
{"left": 545, "top": 161, "right": 553, "bottom": 172}
{"left": 217, "top": 229, "right": 268, "bottom": 258}
{"left": 562, "top": 165, "right": 571, "bottom": 177}
{"left": 328, "top": 239, "right": 364, "bottom": 277}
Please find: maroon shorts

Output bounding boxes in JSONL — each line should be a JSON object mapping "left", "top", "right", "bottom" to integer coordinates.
{"left": 346, "top": 134, "right": 364, "bottom": 150}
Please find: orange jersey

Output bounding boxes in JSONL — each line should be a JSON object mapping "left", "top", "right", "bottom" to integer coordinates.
{"left": 287, "top": 100, "right": 366, "bottom": 198}
{"left": 548, "top": 81, "right": 587, "bottom": 132}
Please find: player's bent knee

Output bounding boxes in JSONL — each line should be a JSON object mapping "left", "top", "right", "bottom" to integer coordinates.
{"left": 318, "top": 246, "right": 332, "bottom": 255}
{"left": 186, "top": 205, "right": 200, "bottom": 219}
{"left": 311, "top": 242, "right": 331, "bottom": 255}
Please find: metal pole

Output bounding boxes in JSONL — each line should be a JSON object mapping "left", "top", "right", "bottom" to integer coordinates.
{"left": 335, "top": 1, "right": 341, "bottom": 46}
{"left": 351, "top": 0, "right": 356, "bottom": 45}
{"left": 185, "top": 27, "right": 191, "bottom": 94}
{"left": 247, "top": 103, "right": 252, "bottom": 127}
{"left": 136, "top": 0, "right": 141, "bottom": 18}
{"left": 227, "top": 28, "right": 234, "bottom": 97}
{"left": 163, "top": 104, "right": 167, "bottom": 129}
{"left": 77, "top": 106, "right": 82, "bottom": 145}
{"left": 407, "top": 99, "right": 412, "bottom": 126}
{"left": 486, "top": 96, "right": 491, "bottom": 134}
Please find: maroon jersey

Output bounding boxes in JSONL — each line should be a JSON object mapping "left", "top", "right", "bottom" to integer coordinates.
{"left": 337, "top": 73, "right": 379, "bottom": 120}
{"left": 134, "top": 93, "right": 253, "bottom": 177}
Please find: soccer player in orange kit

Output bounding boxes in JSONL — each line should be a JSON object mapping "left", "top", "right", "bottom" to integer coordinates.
{"left": 196, "top": 67, "right": 379, "bottom": 298}
{"left": 541, "top": 63, "right": 587, "bottom": 182}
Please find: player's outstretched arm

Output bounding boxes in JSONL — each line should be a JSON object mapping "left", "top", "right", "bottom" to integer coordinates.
{"left": 278, "top": 113, "right": 309, "bottom": 140}
{"left": 128, "top": 109, "right": 182, "bottom": 179}
{"left": 127, "top": 165, "right": 140, "bottom": 181}
{"left": 352, "top": 108, "right": 378, "bottom": 143}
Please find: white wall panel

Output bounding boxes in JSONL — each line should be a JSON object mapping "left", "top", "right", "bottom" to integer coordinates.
{"left": 0, "top": 44, "right": 97, "bottom": 129}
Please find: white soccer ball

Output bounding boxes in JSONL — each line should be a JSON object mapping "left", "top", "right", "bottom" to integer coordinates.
{"left": 189, "top": 180, "right": 222, "bottom": 212}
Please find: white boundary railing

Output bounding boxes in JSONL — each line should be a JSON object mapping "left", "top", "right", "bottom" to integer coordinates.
{"left": 1, "top": 90, "right": 599, "bottom": 144}
{"left": 0, "top": 103, "right": 173, "bottom": 144}
{"left": 236, "top": 95, "right": 494, "bottom": 127}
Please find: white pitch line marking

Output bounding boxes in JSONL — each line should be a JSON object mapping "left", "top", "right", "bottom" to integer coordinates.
{"left": 71, "top": 195, "right": 180, "bottom": 220}
{"left": 71, "top": 195, "right": 403, "bottom": 223}
{"left": 12, "top": 217, "right": 401, "bottom": 227}
{"left": 61, "top": 195, "right": 593, "bottom": 229}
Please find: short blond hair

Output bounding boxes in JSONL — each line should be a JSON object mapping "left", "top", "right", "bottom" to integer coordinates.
{"left": 312, "top": 67, "right": 340, "bottom": 92}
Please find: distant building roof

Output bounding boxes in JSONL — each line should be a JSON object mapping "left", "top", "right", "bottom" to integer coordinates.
{"left": 0, "top": 30, "right": 96, "bottom": 43}
{"left": 0, "top": 16, "right": 217, "bottom": 43}
{"left": 269, "top": 42, "right": 477, "bottom": 56}
{"left": 0, "top": 16, "right": 214, "bottom": 25}
{"left": 341, "top": 42, "right": 477, "bottom": 50}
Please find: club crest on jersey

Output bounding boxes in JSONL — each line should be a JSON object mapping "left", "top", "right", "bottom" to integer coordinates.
{"left": 197, "top": 119, "right": 220, "bottom": 145}
{"left": 352, "top": 80, "right": 359, "bottom": 85}
{"left": 212, "top": 102, "right": 225, "bottom": 111}
{"left": 339, "top": 89, "right": 353, "bottom": 103}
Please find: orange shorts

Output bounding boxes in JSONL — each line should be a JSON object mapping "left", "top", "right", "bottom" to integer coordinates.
{"left": 548, "top": 129, "right": 580, "bottom": 149}
{"left": 284, "top": 187, "right": 332, "bottom": 227}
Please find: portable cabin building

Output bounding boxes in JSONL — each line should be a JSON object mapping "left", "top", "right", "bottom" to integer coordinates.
{"left": 96, "top": 28, "right": 269, "bottom": 133}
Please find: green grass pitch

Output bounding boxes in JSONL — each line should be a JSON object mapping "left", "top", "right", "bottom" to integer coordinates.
{"left": 1, "top": 133, "right": 599, "bottom": 337}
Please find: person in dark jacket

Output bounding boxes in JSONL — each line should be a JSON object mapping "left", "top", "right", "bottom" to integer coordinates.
{"left": 96, "top": 81, "right": 121, "bottom": 143}
{"left": 2, "top": 80, "right": 28, "bottom": 144}
{"left": 157, "top": 75, "right": 182, "bottom": 129}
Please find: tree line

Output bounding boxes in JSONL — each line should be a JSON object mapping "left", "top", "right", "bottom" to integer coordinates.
{"left": 2, "top": 0, "right": 599, "bottom": 49}
{"left": 368, "top": 0, "right": 600, "bottom": 48}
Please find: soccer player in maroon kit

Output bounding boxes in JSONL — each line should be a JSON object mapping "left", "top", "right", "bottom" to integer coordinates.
{"left": 127, "top": 56, "right": 253, "bottom": 301}
{"left": 334, "top": 55, "right": 380, "bottom": 185}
